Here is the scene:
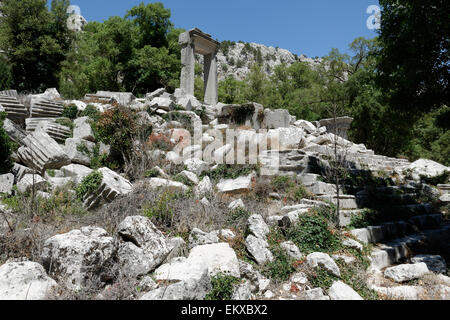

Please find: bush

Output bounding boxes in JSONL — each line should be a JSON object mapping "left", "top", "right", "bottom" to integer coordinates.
{"left": 79, "top": 105, "right": 101, "bottom": 122}
{"left": 95, "top": 106, "right": 138, "bottom": 163}
{"left": 285, "top": 214, "right": 341, "bottom": 254}
{"left": 0, "top": 112, "right": 13, "bottom": 174}
{"left": 62, "top": 104, "right": 79, "bottom": 120}
{"left": 208, "top": 164, "right": 257, "bottom": 182}
{"left": 142, "top": 191, "right": 176, "bottom": 227}
{"left": 76, "top": 171, "right": 103, "bottom": 200}
{"left": 205, "top": 274, "right": 240, "bottom": 300}
{"left": 261, "top": 246, "right": 296, "bottom": 282}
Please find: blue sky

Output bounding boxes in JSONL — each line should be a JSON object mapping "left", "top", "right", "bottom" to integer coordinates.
{"left": 52, "top": 0, "right": 380, "bottom": 58}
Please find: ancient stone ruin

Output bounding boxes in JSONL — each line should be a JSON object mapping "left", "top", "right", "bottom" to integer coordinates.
{"left": 179, "top": 28, "right": 220, "bottom": 106}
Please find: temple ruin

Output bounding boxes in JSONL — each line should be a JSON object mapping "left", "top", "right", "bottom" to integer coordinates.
{"left": 178, "top": 28, "right": 220, "bottom": 106}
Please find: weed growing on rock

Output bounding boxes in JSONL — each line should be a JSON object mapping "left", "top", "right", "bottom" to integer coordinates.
{"left": 76, "top": 171, "right": 103, "bottom": 200}
{"left": 285, "top": 214, "right": 342, "bottom": 254}
{"left": 205, "top": 273, "right": 241, "bottom": 300}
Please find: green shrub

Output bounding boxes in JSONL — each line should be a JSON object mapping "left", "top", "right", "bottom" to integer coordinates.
{"left": 144, "top": 168, "right": 162, "bottom": 178}
{"left": 285, "top": 214, "right": 341, "bottom": 254}
{"left": 208, "top": 164, "right": 257, "bottom": 181}
{"left": 79, "top": 105, "right": 101, "bottom": 122}
{"left": 0, "top": 112, "right": 13, "bottom": 174}
{"left": 142, "top": 191, "right": 176, "bottom": 227}
{"left": 75, "top": 171, "right": 103, "bottom": 200}
{"left": 261, "top": 246, "right": 296, "bottom": 282}
{"left": 226, "top": 208, "right": 251, "bottom": 226}
{"left": 205, "top": 274, "right": 240, "bottom": 300}
{"left": 62, "top": 104, "right": 78, "bottom": 120}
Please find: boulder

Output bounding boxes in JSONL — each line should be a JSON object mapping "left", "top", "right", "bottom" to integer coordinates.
{"left": 17, "top": 131, "right": 70, "bottom": 173}
{"left": 306, "top": 252, "right": 341, "bottom": 277}
{"left": 0, "top": 261, "right": 57, "bottom": 300}
{"left": 116, "top": 216, "right": 171, "bottom": 277}
{"left": 188, "top": 228, "right": 219, "bottom": 248}
{"left": 294, "top": 120, "right": 316, "bottom": 133}
{"left": 280, "top": 241, "right": 303, "bottom": 260}
{"left": 232, "top": 280, "right": 253, "bottom": 300}
{"left": 149, "top": 97, "right": 175, "bottom": 111}
{"left": 16, "top": 174, "right": 47, "bottom": 194}
{"left": 184, "top": 158, "right": 209, "bottom": 176}
{"left": 263, "top": 109, "right": 291, "bottom": 129}
{"left": 217, "top": 173, "right": 255, "bottom": 196}
{"left": 64, "top": 138, "right": 95, "bottom": 166}
{"left": 228, "top": 199, "right": 246, "bottom": 211}
{"left": 83, "top": 167, "right": 133, "bottom": 210}
{"left": 194, "top": 176, "right": 212, "bottom": 199}
{"left": 188, "top": 243, "right": 240, "bottom": 277}
{"left": 146, "top": 257, "right": 211, "bottom": 300}
{"left": 73, "top": 117, "right": 95, "bottom": 142}
{"left": 142, "top": 178, "right": 188, "bottom": 193}
{"left": 60, "top": 164, "right": 93, "bottom": 186}
{"left": 267, "top": 127, "right": 305, "bottom": 150}
{"left": 0, "top": 173, "right": 14, "bottom": 195}
{"left": 33, "top": 121, "right": 71, "bottom": 144}
{"left": 248, "top": 214, "right": 270, "bottom": 239}
{"left": 303, "top": 288, "right": 330, "bottom": 300}
{"left": 41, "top": 227, "right": 116, "bottom": 290}
{"left": 178, "top": 170, "right": 199, "bottom": 185}
{"left": 329, "top": 281, "right": 363, "bottom": 300}
{"left": 96, "top": 91, "right": 135, "bottom": 106}
{"left": 384, "top": 263, "right": 429, "bottom": 283}
{"left": 405, "top": 159, "right": 449, "bottom": 181}
{"left": 245, "top": 235, "right": 273, "bottom": 265}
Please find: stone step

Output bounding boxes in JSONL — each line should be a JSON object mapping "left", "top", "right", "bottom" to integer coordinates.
{"left": 369, "top": 224, "right": 450, "bottom": 269}
{"left": 351, "top": 213, "right": 444, "bottom": 244}
{"left": 316, "top": 194, "right": 358, "bottom": 209}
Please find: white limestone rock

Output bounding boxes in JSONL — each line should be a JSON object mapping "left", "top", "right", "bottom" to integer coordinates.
{"left": 245, "top": 235, "right": 273, "bottom": 265}
{"left": 303, "top": 288, "right": 330, "bottom": 300}
{"left": 0, "top": 173, "right": 14, "bottom": 195}
{"left": 188, "top": 243, "right": 240, "bottom": 277}
{"left": 280, "top": 241, "right": 303, "bottom": 260}
{"left": 405, "top": 159, "right": 449, "bottom": 181}
{"left": 248, "top": 214, "right": 270, "bottom": 239}
{"left": 194, "top": 176, "right": 212, "bottom": 199}
{"left": 16, "top": 174, "right": 47, "bottom": 194}
{"left": 41, "top": 227, "right": 115, "bottom": 290}
{"left": 149, "top": 97, "right": 175, "bottom": 111}
{"left": 117, "top": 216, "right": 171, "bottom": 277}
{"left": 0, "top": 261, "right": 57, "bottom": 300}
{"left": 217, "top": 173, "right": 255, "bottom": 195}
{"left": 307, "top": 252, "right": 341, "bottom": 277}
{"left": 73, "top": 117, "right": 95, "bottom": 142}
{"left": 228, "top": 199, "right": 246, "bottom": 211}
{"left": 143, "top": 178, "right": 188, "bottom": 193}
{"left": 329, "top": 281, "right": 363, "bottom": 300}
{"left": 384, "top": 263, "right": 430, "bottom": 283}
{"left": 64, "top": 138, "right": 95, "bottom": 166}
{"left": 60, "top": 164, "right": 93, "bottom": 186}
{"left": 188, "top": 228, "right": 219, "bottom": 248}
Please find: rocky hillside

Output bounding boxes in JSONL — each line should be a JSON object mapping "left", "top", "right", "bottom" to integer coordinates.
{"left": 196, "top": 41, "right": 322, "bottom": 81}
{"left": 0, "top": 87, "right": 449, "bottom": 301}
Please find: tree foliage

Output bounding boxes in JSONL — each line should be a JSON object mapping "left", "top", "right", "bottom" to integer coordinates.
{"left": 0, "top": 0, "right": 73, "bottom": 92}
{"left": 59, "top": 2, "right": 182, "bottom": 98}
{"left": 376, "top": 0, "right": 449, "bottom": 116}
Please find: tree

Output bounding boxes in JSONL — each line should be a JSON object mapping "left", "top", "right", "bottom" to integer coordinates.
{"left": 376, "top": 0, "right": 449, "bottom": 116}
{"left": 59, "top": 2, "right": 181, "bottom": 98}
{"left": 0, "top": 0, "right": 73, "bottom": 92}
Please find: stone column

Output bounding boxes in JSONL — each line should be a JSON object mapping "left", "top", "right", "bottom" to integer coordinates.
{"left": 203, "top": 51, "right": 218, "bottom": 106}
{"left": 179, "top": 32, "right": 195, "bottom": 96}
